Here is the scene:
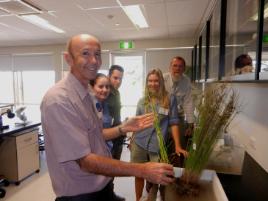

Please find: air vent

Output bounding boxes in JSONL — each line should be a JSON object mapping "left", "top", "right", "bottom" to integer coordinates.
{"left": 0, "top": 0, "right": 42, "bottom": 15}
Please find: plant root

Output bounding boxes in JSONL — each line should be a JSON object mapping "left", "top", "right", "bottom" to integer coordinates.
{"left": 173, "top": 178, "right": 200, "bottom": 197}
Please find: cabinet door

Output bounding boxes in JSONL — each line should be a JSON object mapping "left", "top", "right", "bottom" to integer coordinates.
{"left": 16, "top": 130, "right": 40, "bottom": 181}
{"left": 0, "top": 137, "right": 18, "bottom": 180}
{"left": 17, "top": 143, "right": 39, "bottom": 180}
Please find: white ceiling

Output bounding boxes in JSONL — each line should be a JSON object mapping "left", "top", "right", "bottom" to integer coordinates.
{"left": 0, "top": 0, "right": 213, "bottom": 47}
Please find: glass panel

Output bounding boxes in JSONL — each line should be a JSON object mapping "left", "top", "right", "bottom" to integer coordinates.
{"left": 193, "top": 45, "right": 197, "bottom": 81}
{"left": 209, "top": 0, "right": 221, "bottom": 79}
{"left": 225, "top": 0, "right": 258, "bottom": 77}
{"left": 261, "top": 0, "right": 268, "bottom": 79}
{"left": 196, "top": 42, "right": 200, "bottom": 81}
{"left": 201, "top": 27, "right": 207, "bottom": 80}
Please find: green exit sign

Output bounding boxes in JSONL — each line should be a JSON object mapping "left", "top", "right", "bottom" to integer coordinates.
{"left": 263, "top": 35, "right": 268, "bottom": 43}
{"left": 119, "top": 41, "right": 134, "bottom": 49}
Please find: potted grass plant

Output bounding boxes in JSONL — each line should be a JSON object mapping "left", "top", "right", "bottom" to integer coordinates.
{"left": 149, "top": 83, "right": 239, "bottom": 200}
{"left": 173, "top": 84, "right": 239, "bottom": 197}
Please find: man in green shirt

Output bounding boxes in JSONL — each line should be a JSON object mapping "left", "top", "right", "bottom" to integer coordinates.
{"left": 106, "top": 65, "right": 125, "bottom": 201}
{"left": 106, "top": 65, "right": 125, "bottom": 160}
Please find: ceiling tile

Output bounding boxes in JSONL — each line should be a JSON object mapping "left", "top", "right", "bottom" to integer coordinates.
{"left": 166, "top": 0, "right": 209, "bottom": 26}
{"left": 85, "top": 7, "right": 133, "bottom": 29}
{"left": 168, "top": 24, "right": 197, "bottom": 38}
{"left": 145, "top": 3, "right": 167, "bottom": 26}
{"left": 75, "top": 0, "right": 118, "bottom": 9}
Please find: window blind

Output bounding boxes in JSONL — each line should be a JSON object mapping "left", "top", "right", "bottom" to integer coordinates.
{"left": 0, "top": 54, "right": 12, "bottom": 71}
{"left": 13, "top": 53, "right": 53, "bottom": 71}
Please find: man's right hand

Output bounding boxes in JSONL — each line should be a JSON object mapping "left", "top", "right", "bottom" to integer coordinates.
{"left": 121, "top": 113, "right": 154, "bottom": 133}
{"left": 140, "top": 162, "right": 175, "bottom": 185}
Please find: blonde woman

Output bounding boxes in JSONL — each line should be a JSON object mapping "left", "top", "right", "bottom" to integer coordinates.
{"left": 131, "top": 68, "right": 187, "bottom": 201}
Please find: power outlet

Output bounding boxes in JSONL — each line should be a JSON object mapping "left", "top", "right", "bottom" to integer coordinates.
{"left": 249, "top": 136, "right": 256, "bottom": 150}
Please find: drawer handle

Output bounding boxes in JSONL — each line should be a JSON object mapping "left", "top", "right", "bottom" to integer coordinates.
{"left": 24, "top": 138, "right": 32, "bottom": 143}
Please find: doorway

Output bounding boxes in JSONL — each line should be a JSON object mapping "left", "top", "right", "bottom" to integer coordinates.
{"left": 111, "top": 52, "right": 145, "bottom": 120}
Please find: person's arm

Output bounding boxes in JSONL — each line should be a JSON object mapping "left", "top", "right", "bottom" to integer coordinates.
{"left": 169, "top": 94, "right": 187, "bottom": 156}
{"left": 77, "top": 153, "right": 174, "bottom": 185}
{"left": 170, "top": 125, "right": 187, "bottom": 157}
{"left": 102, "top": 113, "right": 153, "bottom": 140}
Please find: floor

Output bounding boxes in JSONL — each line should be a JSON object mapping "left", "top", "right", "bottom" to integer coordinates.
{"left": 1, "top": 145, "right": 151, "bottom": 201}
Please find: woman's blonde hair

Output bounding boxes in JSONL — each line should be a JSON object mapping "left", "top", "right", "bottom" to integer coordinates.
{"left": 144, "top": 68, "right": 169, "bottom": 110}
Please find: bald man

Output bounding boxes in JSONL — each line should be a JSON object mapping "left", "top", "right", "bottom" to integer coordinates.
{"left": 41, "top": 34, "right": 175, "bottom": 201}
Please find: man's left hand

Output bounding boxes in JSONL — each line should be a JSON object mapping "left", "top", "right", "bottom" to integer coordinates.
{"left": 175, "top": 146, "right": 188, "bottom": 157}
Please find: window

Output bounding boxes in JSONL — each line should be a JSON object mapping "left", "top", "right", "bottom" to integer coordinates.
{"left": 200, "top": 27, "right": 207, "bottom": 80}
{"left": 0, "top": 72, "right": 14, "bottom": 104}
{"left": 261, "top": 0, "right": 268, "bottom": 79}
{"left": 13, "top": 53, "right": 55, "bottom": 105}
{"left": 0, "top": 53, "right": 55, "bottom": 120}
{"left": 209, "top": 1, "right": 221, "bottom": 80}
{"left": 225, "top": 0, "right": 258, "bottom": 78}
{"left": 17, "top": 71, "right": 54, "bottom": 104}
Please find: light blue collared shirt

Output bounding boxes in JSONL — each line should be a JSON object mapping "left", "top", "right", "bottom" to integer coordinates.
{"left": 134, "top": 94, "right": 179, "bottom": 153}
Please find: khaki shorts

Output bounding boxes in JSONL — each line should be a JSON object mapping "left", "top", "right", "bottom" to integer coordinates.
{"left": 130, "top": 141, "right": 159, "bottom": 163}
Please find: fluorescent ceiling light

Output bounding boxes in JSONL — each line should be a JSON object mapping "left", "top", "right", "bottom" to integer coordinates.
{"left": 0, "top": 0, "right": 42, "bottom": 15}
{"left": 19, "top": 14, "right": 65, "bottom": 33}
{"left": 123, "top": 5, "right": 148, "bottom": 28}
